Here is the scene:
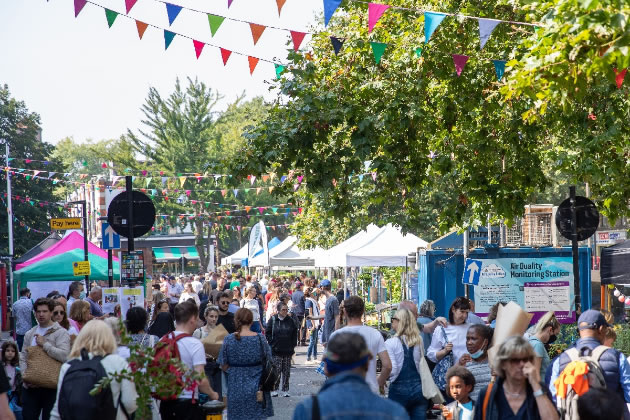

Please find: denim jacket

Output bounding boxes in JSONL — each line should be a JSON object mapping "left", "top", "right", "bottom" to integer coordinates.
{"left": 292, "top": 372, "right": 410, "bottom": 420}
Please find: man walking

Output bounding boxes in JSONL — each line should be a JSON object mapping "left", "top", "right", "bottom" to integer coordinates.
{"left": 216, "top": 293, "right": 236, "bottom": 334}
{"left": 13, "top": 288, "right": 32, "bottom": 351}
{"left": 291, "top": 281, "right": 307, "bottom": 346}
{"left": 66, "top": 281, "right": 84, "bottom": 314}
{"left": 308, "top": 280, "right": 340, "bottom": 350}
{"left": 20, "top": 298, "right": 71, "bottom": 420}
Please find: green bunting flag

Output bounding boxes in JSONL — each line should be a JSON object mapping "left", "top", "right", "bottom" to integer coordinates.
{"left": 492, "top": 60, "right": 506, "bottom": 81}
{"left": 105, "top": 9, "right": 118, "bottom": 28}
{"left": 415, "top": 47, "right": 423, "bottom": 58}
{"left": 208, "top": 14, "right": 225, "bottom": 37}
{"left": 370, "top": 42, "right": 387, "bottom": 64}
{"left": 275, "top": 64, "right": 286, "bottom": 79}
{"left": 164, "top": 30, "right": 176, "bottom": 50}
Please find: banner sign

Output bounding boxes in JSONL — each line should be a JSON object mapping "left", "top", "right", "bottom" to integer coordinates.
{"left": 103, "top": 287, "right": 119, "bottom": 315}
{"left": 248, "top": 220, "right": 269, "bottom": 266}
{"left": 120, "top": 286, "right": 144, "bottom": 320}
{"left": 470, "top": 257, "right": 575, "bottom": 323}
{"left": 597, "top": 231, "right": 627, "bottom": 245}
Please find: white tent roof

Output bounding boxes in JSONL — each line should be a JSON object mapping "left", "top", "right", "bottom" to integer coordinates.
{"left": 221, "top": 244, "right": 248, "bottom": 266}
{"left": 345, "top": 224, "right": 427, "bottom": 267}
{"left": 248, "top": 236, "right": 296, "bottom": 267}
{"left": 270, "top": 237, "right": 323, "bottom": 267}
{"left": 314, "top": 224, "right": 383, "bottom": 267}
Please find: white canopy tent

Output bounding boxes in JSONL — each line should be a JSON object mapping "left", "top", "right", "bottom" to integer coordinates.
{"left": 345, "top": 224, "right": 428, "bottom": 267}
{"left": 270, "top": 237, "right": 323, "bottom": 267}
{"left": 248, "top": 236, "right": 294, "bottom": 267}
{"left": 314, "top": 224, "right": 383, "bottom": 267}
{"left": 221, "top": 244, "right": 248, "bottom": 266}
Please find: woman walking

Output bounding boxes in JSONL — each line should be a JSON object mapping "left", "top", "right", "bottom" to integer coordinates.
{"left": 241, "top": 286, "right": 264, "bottom": 333}
{"left": 179, "top": 282, "right": 200, "bottom": 306}
{"left": 385, "top": 308, "right": 443, "bottom": 419}
{"left": 219, "top": 308, "right": 273, "bottom": 419}
{"left": 2, "top": 341, "right": 22, "bottom": 420}
{"left": 194, "top": 306, "right": 223, "bottom": 398}
{"left": 52, "top": 300, "right": 79, "bottom": 343}
{"left": 68, "top": 300, "right": 92, "bottom": 333}
{"left": 148, "top": 310, "right": 175, "bottom": 339}
{"left": 266, "top": 302, "right": 298, "bottom": 397}
{"left": 457, "top": 324, "right": 493, "bottom": 403}
{"left": 528, "top": 311, "right": 560, "bottom": 379}
{"left": 304, "top": 288, "right": 320, "bottom": 362}
{"left": 126, "top": 307, "right": 159, "bottom": 348}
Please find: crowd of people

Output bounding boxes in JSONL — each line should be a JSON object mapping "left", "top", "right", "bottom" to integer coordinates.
{"left": 3, "top": 271, "right": 630, "bottom": 420}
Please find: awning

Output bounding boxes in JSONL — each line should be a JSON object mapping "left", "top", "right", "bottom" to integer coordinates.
{"left": 153, "top": 246, "right": 199, "bottom": 262}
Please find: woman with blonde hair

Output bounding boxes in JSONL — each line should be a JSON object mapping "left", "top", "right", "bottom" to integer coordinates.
{"left": 240, "top": 286, "right": 263, "bottom": 333}
{"left": 385, "top": 308, "right": 443, "bottom": 419}
{"left": 49, "top": 320, "right": 138, "bottom": 420}
{"left": 69, "top": 300, "right": 92, "bottom": 332}
{"left": 528, "top": 311, "right": 560, "bottom": 379}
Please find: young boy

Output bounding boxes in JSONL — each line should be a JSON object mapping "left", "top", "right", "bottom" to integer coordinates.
{"left": 441, "top": 366, "right": 476, "bottom": 420}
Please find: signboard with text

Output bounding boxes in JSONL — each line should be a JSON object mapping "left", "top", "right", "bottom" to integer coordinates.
{"left": 121, "top": 250, "right": 144, "bottom": 286}
{"left": 72, "top": 261, "right": 91, "bottom": 276}
{"left": 597, "top": 231, "right": 627, "bottom": 245}
{"left": 50, "top": 217, "right": 82, "bottom": 230}
{"left": 471, "top": 256, "right": 575, "bottom": 323}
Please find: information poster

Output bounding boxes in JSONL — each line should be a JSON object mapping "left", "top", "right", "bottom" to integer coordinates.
{"left": 103, "top": 288, "right": 119, "bottom": 315}
{"left": 121, "top": 250, "right": 144, "bottom": 286}
{"left": 471, "top": 257, "right": 575, "bottom": 323}
{"left": 119, "top": 286, "right": 144, "bottom": 320}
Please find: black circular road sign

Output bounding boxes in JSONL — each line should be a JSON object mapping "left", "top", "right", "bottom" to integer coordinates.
{"left": 107, "top": 191, "right": 156, "bottom": 239}
{"left": 555, "top": 195, "right": 600, "bottom": 241}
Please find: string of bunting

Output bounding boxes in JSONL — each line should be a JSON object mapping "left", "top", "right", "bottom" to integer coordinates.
{"left": 0, "top": 195, "right": 54, "bottom": 235}
{"left": 611, "top": 285, "right": 630, "bottom": 305}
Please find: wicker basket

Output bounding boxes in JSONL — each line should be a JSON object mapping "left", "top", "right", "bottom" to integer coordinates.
{"left": 23, "top": 346, "right": 62, "bottom": 389}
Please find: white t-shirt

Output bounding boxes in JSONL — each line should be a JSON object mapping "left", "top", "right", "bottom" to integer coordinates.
{"left": 329, "top": 325, "right": 386, "bottom": 394}
{"left": 173, "top": 331, "right": 206, "bottom": 399}
{"left": 31, "top": 325, "right": 53, "bottom": 346}
{"left": 241, "top": 298, "right": 260, "bottom": 321}
{"left": 67, "top": 297, "right": 77, "bottom": 315}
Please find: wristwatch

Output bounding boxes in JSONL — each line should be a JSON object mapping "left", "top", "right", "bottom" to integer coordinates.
{"left": 533, "top": 388, "right": 544, "bottom": 398}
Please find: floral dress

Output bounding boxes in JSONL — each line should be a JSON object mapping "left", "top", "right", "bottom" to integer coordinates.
{"left": 219, "top": 333, "right": 274, "bottom": 419}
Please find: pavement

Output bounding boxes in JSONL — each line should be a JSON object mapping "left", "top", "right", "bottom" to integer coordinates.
{"left": 269, "top": 342, "right": 326, "bottom": 419}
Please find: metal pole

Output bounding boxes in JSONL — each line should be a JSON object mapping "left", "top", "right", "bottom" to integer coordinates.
{"left": 5, "top": 142, "right": 14, "bottom": 306}
{"left": 463, "top": 229, "right": 469, "bottom": 298}
{"left": 82, "top": 200, "right": 89, "bottom": 291}
{"left": 108, "top": 249, "right": 113, "bottom": 287}
{"left": 570, "top": 186, "right": 581, "bottom": 314}
{"left": 126, "top": 176, "right": 134, "bottom": 252}
{"left": 487, "top": 214, "right": 492, "bottom": 245}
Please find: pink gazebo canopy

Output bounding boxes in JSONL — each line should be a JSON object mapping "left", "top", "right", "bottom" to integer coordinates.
{"left": 16, "top": 231, "right": 119, "bottom": 270}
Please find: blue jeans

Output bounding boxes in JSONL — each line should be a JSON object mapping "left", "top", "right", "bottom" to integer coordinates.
{"left": 307, "top": 327, "right": 319, "bottom": 359}
{"left": 388, "top": 380, "right": 428, "bottom": 420}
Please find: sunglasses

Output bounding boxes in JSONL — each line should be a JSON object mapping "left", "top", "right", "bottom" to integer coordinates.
{"left": 219, "top": 301, "right": 229, "bottom": 305}
{"left": 508, "top": 356, "right": 533, "bottom": 364}
{"left": 391, "top": 317, "right": 399, "bottom": 321}
{"left": 53, "top": 311, "right": 65, "bottom": 316}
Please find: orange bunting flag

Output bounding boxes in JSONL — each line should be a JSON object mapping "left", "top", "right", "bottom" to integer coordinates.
{"left": 249, "top": 23, "right": 266, "bottom": 45}
{"left": 269, "top": 186, "right": 274, "bottom": 193}
{"left": 290, "top": 31, "right": 306, "bottom": 52}
{"left": 245, "top": 206, "right": 252, "bottom": 212}
{"left": 276, "top": 0, "right": 287, "bottom": 16}
{"left": 248, "top": 56, "right": 259, "bottom": 74}
{"left": 136, "top": 20, "right": 148, "bottom": 40}
{"left": 262, "top": 174, "right": 270, "bottom": 182}
{"left": 220, "top": 48, "right": 232, "bottom": 65}
{"left": 614, "top": 68, "right": 627, "bottom": 89}
{"left": 193, "top": 40, "right": 205, "bottom": 59}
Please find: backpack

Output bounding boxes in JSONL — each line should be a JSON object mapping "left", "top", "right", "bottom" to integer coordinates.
{"left": 58, "top": 348, "right": 124, "bottom": 420}
{"left": 150, "top": 332, "right": 193, "bottom": 401}
{"left": 555, "top": 345, "right": 609, "bottom": 420}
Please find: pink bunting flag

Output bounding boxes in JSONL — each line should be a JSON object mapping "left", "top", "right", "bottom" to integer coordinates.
{"left": 371, "top": 172, "right": 377, "bottom": 181}
{"left": 228, "top": 0, "right": 235, "bottom": 7}
{"left": 452, "top": 54, "right": 469, "bottom": 76}
{"left": 368, "top": 3, "right": 390, "bottom": 33}
{"left": 297, "top": 175, "right": 304, "bottom": 183}
{"left": 74, "top": 0, "right": 87, "bottom": 17}
{"left": 290, "top": 31, "right": 306, "bottom": 52}
{"left": 614, "top": 68, "right": 627, "bottom": 89}
{"left": 258, "top": 207, "right": 265, "bottom": 214}
{"left": 220, "top": 48, "right": 232, "bottom": 65}
{"left": 193, "top": 40, "right": 205, "bottom": 59}
{"left": 125, "top": 0, "right": 138, "bottom": 13}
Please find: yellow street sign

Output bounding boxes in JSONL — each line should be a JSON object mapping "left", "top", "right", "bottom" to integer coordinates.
{"left": 73, "top": 261, "right": 91, "bottom": 276}
{"left": 50, "top": 218, "right": 82, "bottom": 230}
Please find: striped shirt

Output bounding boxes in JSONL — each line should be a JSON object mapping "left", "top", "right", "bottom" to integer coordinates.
{"left": 466, "top": 359, "right": 492, "bottom": 403}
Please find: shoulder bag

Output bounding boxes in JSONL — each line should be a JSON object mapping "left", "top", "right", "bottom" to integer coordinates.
{"left": 431, "top": 326, "right": 454, "bottom": 391}
{"left": 257, "top": 334, "right": 279, "bottom": 392}
{"left": 23, "top": 328, "right": 63, "bottom": 389}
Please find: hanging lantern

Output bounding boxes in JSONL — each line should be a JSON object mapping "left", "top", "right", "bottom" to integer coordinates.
{"left": 625, "top": 297, "right": 630, "bottom": 305}
{"left": 609, "top": 284, "right": 616, "bottom": 289}
{"left": 614, "top": 289, "right": 621, "bottom": 297}
{"left": 619, "top": 295, "right": 626, "bottom": 303}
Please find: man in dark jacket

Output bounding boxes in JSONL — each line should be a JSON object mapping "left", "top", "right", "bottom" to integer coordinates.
{"left": 266, "top": 302, "right": 298, "bottom": 397}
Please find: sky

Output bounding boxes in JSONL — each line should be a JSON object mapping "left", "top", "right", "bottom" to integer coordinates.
{"left": 0, "top": 0, "right": 321, "bottom": 145}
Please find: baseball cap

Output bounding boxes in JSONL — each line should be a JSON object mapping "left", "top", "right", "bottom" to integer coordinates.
{"left": 577, "top": 309, "right": 611, "bottom": 330}
{"left": 319, "top": 279, "right": 331, "bottom": 287}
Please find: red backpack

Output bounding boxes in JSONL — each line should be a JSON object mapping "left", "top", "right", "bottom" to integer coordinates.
{"left": 150, "top": 332, "right": 194, "bottom": 401}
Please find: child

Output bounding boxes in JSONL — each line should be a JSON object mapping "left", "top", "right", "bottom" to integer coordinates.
{"left": 2, "top": 341, "right": 22, "bottom": 420}
{"left": 441, "top": 366, "right": 475, "bottom": 420}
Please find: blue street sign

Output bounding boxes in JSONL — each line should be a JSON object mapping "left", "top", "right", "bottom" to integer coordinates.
{"left": 463, "top": 258, "right": 482, "bottom": 285}
{"left": 102, "top": 222, "right": 121, "bottom": 250}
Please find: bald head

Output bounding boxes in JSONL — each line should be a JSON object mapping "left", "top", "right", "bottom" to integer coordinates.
{"left": 399, "top": 300, "right": 418, "bottom": 318}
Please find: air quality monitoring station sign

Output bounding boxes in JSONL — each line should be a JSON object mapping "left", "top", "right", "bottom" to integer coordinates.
{"left": 465, "top": 257, "right": 575, "bottom": 323}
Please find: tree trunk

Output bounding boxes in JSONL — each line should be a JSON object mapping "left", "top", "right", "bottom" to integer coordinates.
{"left": 195, "top": 218, "right": 208, "bottom": 270}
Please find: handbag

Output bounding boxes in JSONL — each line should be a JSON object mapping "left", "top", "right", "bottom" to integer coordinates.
{"left": 257, "top": 334, "right": 278, "bottom": 392}
{"left": 431, "top": 327, "right": 454, "bottom": 391}
{"left": 23, "top": 329, "right": 63, "bottom": 389}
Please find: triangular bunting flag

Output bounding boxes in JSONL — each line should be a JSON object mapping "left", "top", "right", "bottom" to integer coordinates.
{"left": 478, "top": 19, "right": 500, "bottom": 50}
{"left": 368, "top": 3, "right": 390, "bottom": 33}
{"left": 248, "top": 56, "right": 259, "bottom": 75}
{"left": 290, "top": 31, "right": 306, "bottom": 52}
{"left": 165, "top": 3, "right": 183, "bottom": 26}
{"left": 276, "top": 0, "right": 287, "bottom": 16}
{"left": 193, "top": 40, "right": 205, "bottom": 59}
{"left": 324, "top": 0, "right": 343, "bottom": 26}
{"left": 492, "top": 60, "right": 506, "bottom": 81}
{"left": 136, "top": 20, "right": 148, "bottom": 39}
{"left": 330, "top": 37, "right": 344, "bottom": 55}
{"left": 125, "top": 0, "right": 138, "bottom": 13}
{"left": 614, "top": 68, "right": 627, "bottom": 89}
{"left": 220, "top": 48, "right": 232, "bottom": 65}
{"left": 370, "top": 42, "right": 387, "bottom": 64}
{"left": 74, "top": 0, "right": 87, "bottom": 17}
{"left": 452, "top": 54, "right": 469, "bottom": 76}
{"left": 164, "top": 30, "right": 176, "bottom": 49}
{"left": 208, "top": 15, "right": 225, "bottom": 37}
{"left": 105, "top": 9, "right": 118, "bottom": 28}
{"left": 250, "top": 23, "right": 266, "bottom": 45}
{"left": 275, "top": 64, "right": 286, "bottom": 79}
{"left": 424, "top": 12, "right": 446, "bottom": 43}
{"left": 415, "top": 47, "right": 422, "bottom": 58}
{"left": 228, "top": 0, "right": 235, "bottom": 8}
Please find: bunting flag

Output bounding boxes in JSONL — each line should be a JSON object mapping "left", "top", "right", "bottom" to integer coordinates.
{"left": 125, "top": 0, "right": 137, "bottom": 14}
{"left": 614, "top": 68, "right": 627, "bottom": 89}
{"left": 165, "top": 3, "right": 183, "bottom": 26}
{"left": 415, "top": 47, "right": 422, "bottom": 58}
{"left": 228, "top": 0, "right": 235, "bottom": 8}
{"left": 368, "top": 3, "right": 390, "bottom": 33}
{"left": 324, "top": 0, "right": 343, "bottom": 26}
{"left": 330, "top": 37, "right": 344, "bottom": 55}
{"left": 249, "top": 23, "right": 266, "bottom": 45}
{"left": 276, "top": 0, "right": 287, "bottom": 16}
{"left": 208, "top": 15, "right": 225, "bottom": 37}
{"left": 478, "top": 19, "right": 500, "bottom": 49}
{"left": 136, "top": 20, "right": 148, "bottom": 39}
{"left": 248, "top": 56, "right": 259, "bottom": 74}
{"left": 193, "top": 40, "right": 205, "bottom": 59}
{"left": 424, "top": 12, "right": 446, "bottom": 43}
{"left": 220, "top": 48, "right": 232, "bottom": 65}
{"left": 492, "top": 60, "right": 506, "bottom": 81}
{"left": 290, "top": 31, "right": 306, "bottom": 52}
{"left": 164, "top": 30, "right": 176, "bottom": 49}
{"left": 275, "top": 64, "right": 286, "bottom": 79}
{"left": 370, "top": 42, "right": 387, "bottom": 64}
{"left": 74, "top": 0, "right": 87, "bottom": 17}
{"left": 105, "top": 9, "right": 118, "bottom": 28}
{"left": 452, "top": 54, "right": 469, "bottom": 76}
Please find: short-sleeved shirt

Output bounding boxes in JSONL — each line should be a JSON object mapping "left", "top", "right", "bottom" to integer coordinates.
{"left": 172, "top": 331, "right": 206, "bottom": 399}
{"left": 321, "top": 295, "right": 339, "bottom": 344}
{"left": 13, "top": 297, "right": 33, "bottom": 335}
{"left": 528, "top": 336, "right": 550, "bottom": 379}
{"left": 466, "top": 359, "right": 492, "bottom": 403}
{"left": 291, "top": 290, "right": 305, "bottom": 315}
{"left": 329, "top": 325, "right": 386, "bottom": 393}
